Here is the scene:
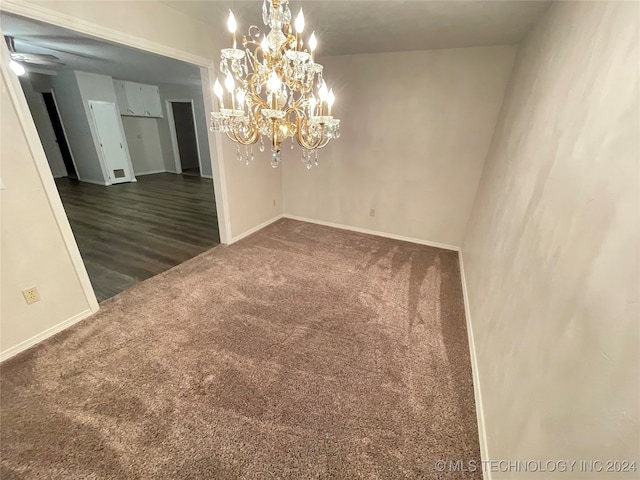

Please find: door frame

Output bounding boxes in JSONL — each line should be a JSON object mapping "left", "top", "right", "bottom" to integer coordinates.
{"left": 0, "top": 0, "right": 232, "bottom": 247}
{"left": 0, "top": 29, "right": 99, "bottom": 314}
{"left": 23, "top": 88, "right": 68, "bottom": 178}
{"left": 166, "top": 99, "right": 204, "bottom": 176}
{"left": 88, "top": 100, "right": 135, "bottom": 184}
{"left": 44, "top": 89, "right": 80, "bottom": 178}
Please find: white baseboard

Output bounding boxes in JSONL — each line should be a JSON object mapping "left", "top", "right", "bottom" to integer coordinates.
{"left": 282, "top": 214, "right": 460, "bottom": 251}
{"left": 77, "top": 177, "right": 109, "bottom": 186}
{"left": 0, "top": 308, "right": 94, "bottom": 363}
{"left": 229, "top": 214, "right": 284, "bottom": 244}
{"left": 134, "top": 169, "right": 166, "bottom": 176}
{"left": 229, "top": 214, "right": 460, "bottom": 251}
{"left": 458, "top": 251, "right": 490, "bottom": 479}
{"left": 154, "top": 171, "right": 213, "bottom": 180}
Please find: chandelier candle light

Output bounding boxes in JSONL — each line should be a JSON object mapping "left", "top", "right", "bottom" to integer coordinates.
{"left": 210, "top": 0, "right": 341, "bottom": 169}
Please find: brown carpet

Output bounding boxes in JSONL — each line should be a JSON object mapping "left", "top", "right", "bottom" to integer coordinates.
{"left": 1, "top": 219, "right": 481, "bottom": 479}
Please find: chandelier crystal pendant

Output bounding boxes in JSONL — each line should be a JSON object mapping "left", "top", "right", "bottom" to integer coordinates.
{"left": 210, "top": 0, "right": 341, "bottom": 169}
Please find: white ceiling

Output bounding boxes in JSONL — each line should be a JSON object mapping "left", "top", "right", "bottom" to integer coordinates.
{"left": 1, "top": 1, "right": 551, "bottom": 84}
{"left": 161, "top": 0, "right": 552, "bottom": 56}
{"left": 0, "top": 13, "right": 202, "bottom": 86}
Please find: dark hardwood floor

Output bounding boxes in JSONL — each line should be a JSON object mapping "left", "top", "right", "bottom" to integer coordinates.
{"left": 56, "top": 173, "right": 219, "bottom": 302}
{"left": 181, "top": 167, "right": 200, "bottom": 177}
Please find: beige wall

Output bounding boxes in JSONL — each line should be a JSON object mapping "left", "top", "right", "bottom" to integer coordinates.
{"left": 0, "top": 0, "right": 281, "bottom": 358}
{"left": 224, "top": 141, "right": 283, "bottom": 239}
{"left": 1, "top": 62, "right": 93, "bottom": 355}
{"left": 462, "top": 2, "right": 639, "bottom": 476}
{"left": 283, "top": 46, "right": 516, "bottom": 247}
{"left": 14, "top": 0, "right": 217, "bottom": 60}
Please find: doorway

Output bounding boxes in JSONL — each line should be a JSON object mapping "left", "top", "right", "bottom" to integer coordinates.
{"left": 2, "top": 7, "right": 231, "bottom": 315}
{"left": 42, "top": 91, "right": 77, "bottom": 178}
{"left": 167, "top": 100, "right": 202, "bottom": 177}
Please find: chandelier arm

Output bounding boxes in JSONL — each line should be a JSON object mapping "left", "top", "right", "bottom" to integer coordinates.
{"left": 257, "top": 47, "right": 268, "bottom": 64}
{"left": 272, "top": 121, "right": 280, "bottom": 151}
{"left": 238, "top": 130, "right": 260, "bottom": 145}
{"left": 307, "top": 123, "right": 333, "bottom": 150}
{"left": 239, "top": 106, "right": 262, "bottom": 145}
{"left": 315, "top": 135, "right": 332, "bottom": 150}
{"left": 226, "top": 124, "right": 259, "bottom": 146}
{"left": 294, "top": 81, "right": 314, "bottom": 100}
{"left": 283, "top": 109, "right": 301, "bottom": 140}
{"left": 249, "top": 104, "right": 265, "bottom": 130}
{"left": 285, "top": 106, "right": 303, "bottom": 118}
{"left": 284, "top": 78, "right": 306, "bottom": 93}
{"left": 245, "top": 49, "right": 261, "bottom": 74}
{"left": 246, "top": 25, "right": 262, "bottom": 43}
{"left": 225, "top": 130, "right": 240, "bottom": 143}
{"left": 291, "top": 93, "right": 311, "bottom": 113}
{"left": 295, "top": 135, "right": 323, "bottom": 150}
{"left": 244, "top": 71, "right": 260, "bottom": 86}
{"left": 247, "top": 92, "right": 270, "bottom": 111}
{"left": 277, "top": 34, "right": 297, "bottom": 58}
{"left": 242, "top": 116, "right": 261, "bottom": 144}
{"left": 245, "top": 45, "right": 265, "bottom": 67}
{"left": 227, "top": 126, "right": 247, "bottom": 145}
{"left": 243, "top": 47, "right": 261, "bottom": 67}
{"left": 225, "top": 115, "right": 255, "bottom": 145}
{"left": 295, "top": 117, "right": 324, "bottom": 150}
{"left": 242, "top": 71, "right": 271, "bottom": 111}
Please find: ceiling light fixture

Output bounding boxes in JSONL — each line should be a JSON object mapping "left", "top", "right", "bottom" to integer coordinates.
{"left": 210, "top": 0, "right": 341, "bottom": 169}
{"left": 9, "top": 60, "right": 26, "bottom": 76}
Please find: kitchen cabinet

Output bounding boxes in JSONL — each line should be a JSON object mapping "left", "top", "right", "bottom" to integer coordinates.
{"left": 114, "top": 80, "right": 163, "bottom": 118}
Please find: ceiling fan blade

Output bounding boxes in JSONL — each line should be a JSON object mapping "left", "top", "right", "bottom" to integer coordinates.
{"left": 5, "top": 35, "right": 65, "bottom": 66}
{"left": 5, "top": 35, "right": 17, "bottom": 53}
{"left": 10, "top": 52, "right": 65, "bottom": 66}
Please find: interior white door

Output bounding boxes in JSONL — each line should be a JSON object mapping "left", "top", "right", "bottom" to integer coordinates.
{"left": 89, "top": 101, "right": 132, "bottom": 184}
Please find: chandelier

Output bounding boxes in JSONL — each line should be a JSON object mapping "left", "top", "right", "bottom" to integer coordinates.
{"left": 210, "top": 0, "right": 341, "bottom": 169}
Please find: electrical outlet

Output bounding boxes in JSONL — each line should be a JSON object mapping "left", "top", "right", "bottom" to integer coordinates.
{"left": 370, "top": 208, "right": 376, "bottom": 217}
{"left": 22, "top": 287, "right": 41, "bottom": 305}
{"left": 273, "top": 199, "right": 276, "bottom": 207}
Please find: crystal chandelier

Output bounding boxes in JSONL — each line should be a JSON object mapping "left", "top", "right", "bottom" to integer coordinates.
{"left": 210, "top": 0, "right": 341, "bottom": 169}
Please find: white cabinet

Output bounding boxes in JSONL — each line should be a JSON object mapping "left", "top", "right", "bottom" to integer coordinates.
{"left": 139, "top": 84, "right": 162, "bottom": 117}
{"left": 114, "top": 80, "right": 163, "bottom": 118}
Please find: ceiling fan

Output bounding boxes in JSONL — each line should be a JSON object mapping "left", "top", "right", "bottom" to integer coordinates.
{"left": 5, "top": 36, "right": 65, "bottom": 66}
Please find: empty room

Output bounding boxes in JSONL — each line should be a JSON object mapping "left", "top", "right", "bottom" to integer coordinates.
{"left": 0, "top": 1, "right": 638, "bottom": 479}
